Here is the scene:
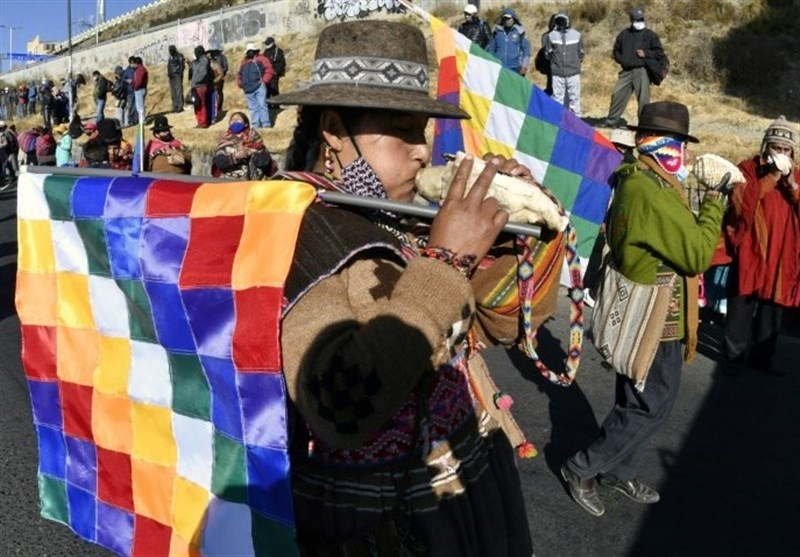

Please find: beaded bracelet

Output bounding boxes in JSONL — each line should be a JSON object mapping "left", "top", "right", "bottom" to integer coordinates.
{"left": 419, "top": 246, "right": 477, "bottom": 278}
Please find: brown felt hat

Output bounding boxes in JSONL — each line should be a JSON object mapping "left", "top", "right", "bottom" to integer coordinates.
{"left": 268, "top": 20, "right": 468, "bottom": 120}
{"left": 628, "top": 101, "right": 699, "bottom": 143}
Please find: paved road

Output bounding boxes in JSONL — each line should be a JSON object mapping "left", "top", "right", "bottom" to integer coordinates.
{"left": 1, "top": 186, "right": 799, "bottom": 556}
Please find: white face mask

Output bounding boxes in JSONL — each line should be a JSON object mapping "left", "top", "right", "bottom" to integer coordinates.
{"left": 632, "top": 21, "right": 646, "bottom": 30}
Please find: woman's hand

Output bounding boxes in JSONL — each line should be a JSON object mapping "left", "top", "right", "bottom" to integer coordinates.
{"left": 428, "top": 156, "right": 509, "bottom": 268}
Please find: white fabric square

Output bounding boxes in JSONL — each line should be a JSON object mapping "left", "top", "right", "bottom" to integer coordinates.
{"left": 514, "top": 152, "right": 549, "bottom": 184}
{"left": 173, "top": 413, "right": 213, "bottom": 490}
{"left": 201, "top": 498, "right": 254, "bottom": 557}
{"left": 484, "top": 102, "right": 527, "bottom": 147}
{"left": 89, "top": 275, "right": 130, "bottom": 337}
{"left": 128, "top": 340, "right": 172, "bottom": 407}
{"left": 17, "top": 173, "right": 51, "bottom": 220}
{"left": 462, "top": 54, "right": 501, "bottom": 99}
{"left": 51, "top": 220, "right": 89, "bottom": 274}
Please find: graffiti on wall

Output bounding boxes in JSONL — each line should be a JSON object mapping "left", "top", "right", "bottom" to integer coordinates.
{"left": 177, "top": 21, "right": 210, "bottom": 50}
{"left": 317, "top": 0, "right": 404, "bottom": 22}
{"left": 133, "top": 35, "right": 175, "bottom": 65}
{"left": 208, "top": 9, "right": 267, "bottom": 45}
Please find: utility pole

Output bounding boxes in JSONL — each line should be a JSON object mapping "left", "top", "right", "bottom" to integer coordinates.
{"left": 0, "top": 25, "right": 23, "bottom": 72}
{"left": 67, "top": 0, "right": 74, "bottom": 115}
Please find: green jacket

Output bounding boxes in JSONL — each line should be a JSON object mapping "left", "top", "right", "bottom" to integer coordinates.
{"left": 607, "top": 158, "right": 724, "bottom": 338}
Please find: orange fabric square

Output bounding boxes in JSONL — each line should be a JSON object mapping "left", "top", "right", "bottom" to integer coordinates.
{"left": 56, "top": 326, "right": 99, "bottom": 386}
{"left": 169, "top": 530, "right": 201, "bottom": 557}
{"left": 171, "top": 476, "right": 209, "bottom": 546}
{"left": 92, "top": 390, "right": 133, "bottom": 453}
{"left": 132, "top": 459, "right": 175, "bottom": 526}
{"left": 17, "top": 219, "right": 56, "bottom": 273}
{"left": 95, "top": 335, "right": 131, "bottom": 395}
{"left": 232, "top": 212, "right": 304, "bottom": 289}
{"left": 132, "top": 402, "right": 177, "bottom": 466}
{"left": 190, "top": 182, "right": 250, "bottom": 218}
{"left": 16, "top": 271, "right": 58, "bottom": 326}
{"left": 56, "top": 272, "right": 95, "bottom": 329}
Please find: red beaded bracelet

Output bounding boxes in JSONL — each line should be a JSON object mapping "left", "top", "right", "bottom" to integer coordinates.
{"left": 419, "top": 246, "right": 477, "bottom": 278}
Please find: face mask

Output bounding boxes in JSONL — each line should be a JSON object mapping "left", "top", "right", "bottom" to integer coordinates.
{"left": 159, "top": 133, "right": 173, "bottom": 142}
{"left": 675, "top": 165, "right": 689, "bottom": 183}
{"left": 632, "top": 21, "right": 646, "bottom": 30}
{"left": 503, "top": 19, "right": 514, "bottom": 28}
{"left": 229, "top": 121, "right": 247, "bottom": 134}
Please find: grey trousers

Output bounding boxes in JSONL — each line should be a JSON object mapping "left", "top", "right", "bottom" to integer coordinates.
{"left": 169, "top": 75, "right": 184, "bottom": 112}
{"left": 552, "top": 74, "right": 581, "bottom": 116}
{"left": 607, "top": 66, "right": 650, "bottom": 121}
{"left": 568, "top": 340, "right": 682, "bottom": 481}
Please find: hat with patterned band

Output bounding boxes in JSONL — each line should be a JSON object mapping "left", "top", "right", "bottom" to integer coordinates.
{"left": 268, "top": 20, "right": 468, "bottom": 120}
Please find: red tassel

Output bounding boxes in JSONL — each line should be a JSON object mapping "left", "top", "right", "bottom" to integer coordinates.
{"left": 516, "top": 442, "right": 538, "bottom": 459}
{"left": 493, "top": 392, "right": 514, "bottom": 410}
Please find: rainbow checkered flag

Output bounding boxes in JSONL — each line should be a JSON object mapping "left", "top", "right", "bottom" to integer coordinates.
{"left": 16, "top": 171, "right": 315, "bottom": 555}
{"left": 416, "top": 5, "right": 621, "bottom": 259}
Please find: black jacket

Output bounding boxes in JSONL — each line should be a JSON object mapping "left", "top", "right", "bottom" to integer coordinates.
{"left": 168, "top": 53, "right": 186, "bottom": 78}
{"left": 264, "top": 46, "right": 286, "bottom": 78}
{"left": 612, "top": 27, "right": 663, "bottom": 70}
{"left": 458, "top": 18, "right": 491, "bottom": 49}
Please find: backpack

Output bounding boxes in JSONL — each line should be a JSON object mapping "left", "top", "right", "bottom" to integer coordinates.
{"left": 534, "top": 46, "right": 551, "bottom": 75}
{"left": 644, "top": 51, "right": 670, "bottom": 86}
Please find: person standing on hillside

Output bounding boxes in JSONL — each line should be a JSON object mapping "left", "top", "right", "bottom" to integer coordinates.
{"left": 91, "top": 70, "right": 110, "bottom": 124}
{"left": 263, "top": 36, "right": 285, "bottom": 125}
{"left": 723, "top": 117, "right": 800, "bottom": 377}
{"left": 487, "top": 8, "right": 531, "bottom": 75}
{"left": 122, "top": 57, "right": 138, "bottom": 126}
{"left": 207, "top": 41, "right": 228, "bottom": 124}
{"left": 167, "top": 45, "right": 186, "bottom": 113}
{"left": 603, "top": 7, "right": 665, "bottom": 128}
{"left": 189, "top": 45, "right": 212, "bottom": 129}
{"left": 27, "top": 81, "right": 37, "bottom": 117}
{"left": 132, "top": 57, "right": 149, "bottom": 123}
{"left": 237, "top": 43, "right": 273, "bottom": 129}
{"left": 111, "top": 66, "right": 128, "bottom": 125}
{"left": 544, "top": 12, "right": 584, "bottom": 117}
{"left": 457, "top": 3, "right": 491, "bottom": 49}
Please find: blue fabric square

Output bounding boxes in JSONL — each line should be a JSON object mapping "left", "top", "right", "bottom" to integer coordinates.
{"left": 96, "top": 501, "right": 133, "bottom": 556}
{"left": 526, "top": 87, "right": 564, "bottom": 126}
{"left": 146, "top": 281, "right": 196, "bottom": 352}
{"left": 585, "top": 142, "right": 622, "bottom": 185}
{"left": 571, "top": 178, "right": 612, "bottom": 225}
{"left": 105, "top": 217, "right": 143, "bottom": 279}
{"left": 141, "top": 217, "right": 189, "bottom": 282}
{"left": 37, "top": 424, "right": 67, "bottom": 479}
{"left": 71, "top": 177, "right": 113, "bottom": 218}
{"left": 183, "top": 288, "right": 234, "bottom": 359}
{"left": 67, "top": 484, "right": 97, "bottom": 541}
{"left": 66, "top": 436, "right": 97, "bottom": 494}
{"left": 238, "top": 373, "right": 287, "bottom": 449}
{"left": 246, "top": 445, "right": 294, "bottom": 524}
{"left": 105, "top": 177, "right": 149, "bottom": 218}
{"left": 28, "top": 379, "right": 62, "bottom": 428}
{"left": 432, "top": 107, "right": 464, "bottom": 166}
{"left": 201, "top": 356, "right": 243, "bottom": 441}
{"left": 550, "top": 132, "right": 592, "bottom": 175}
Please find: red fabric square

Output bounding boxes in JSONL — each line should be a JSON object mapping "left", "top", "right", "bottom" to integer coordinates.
{"left": 97, "top": 447, "right": 134, "bottom": 511}
{"left": 436, "top": 56, "right": 460, "bottom": 97}
{"left": 179, "top": 216, "right": 244, "bottom": 288}
{"left": 145, "top": 180, "right": 202, "bottom": 217}
{"left": 132, "top": 514, "right": 172, "bottom": 556}
{"left": 61, "top": 382, "right": 93, "bottom": 441}
{"left": 21, "top": 325, "right": 58, "bottom": 380}
{"left": 233, "top": 287, "right": 283, "bottom": 372}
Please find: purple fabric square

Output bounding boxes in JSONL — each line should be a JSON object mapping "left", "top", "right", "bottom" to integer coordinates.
{"left": 105, "top": 177, "right": 150, "bottom": 218}
{"left": 67, "top": 484, "right": 97, "bottom": 541}
{"left": 238, "top": 373, "right": 288, "bottom": 449}
{"left": 571, "top": 178, "right": 613, "bottom": 225}
{"left": 71, "top": 177, "right": 113, "bottom": 218}
{"left": 559, "top": 110, "right": 595, "bottom": 140}
{"left": 37, "top": 424, "right": 67, "bottom": 479}
{"left": 201, "top": 356, "right": 243, "bottom": 441}
{"left": 585, "top": 143, "right": 623, "bottom": 185}
{"left": 183, "top": 288, "right": 234, "bottom": 359}
{"left": 146, "top": 281, "right": 196, "bottom": 352}
{"left": 97, "top": 501, "right": 134, "bottom": 556}
{"left": 66, "top": 435, "right": 97, "bottom": 493}
{"left": 550, "top": 132, "right": 592, "bottom": 175}
{"left": 105, "top": 217, "right": 143, "bottom": 279}
{"left": 246, "top": 445, "right": 294, "bottom": 525}
{"left": 141, "top": 216, "right": 190, "bottom": 282}
{"left": 28, "top": 379, "right": 62, "bottom": 428}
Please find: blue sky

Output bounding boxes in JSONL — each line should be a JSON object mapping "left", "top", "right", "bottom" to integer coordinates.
{"left": 0, "top": 0, "right": 150, "bottom": 69}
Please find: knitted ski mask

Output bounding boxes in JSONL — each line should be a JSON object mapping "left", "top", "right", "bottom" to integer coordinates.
{"left": 637, "top": 134, "right": 689, "bottom": 181}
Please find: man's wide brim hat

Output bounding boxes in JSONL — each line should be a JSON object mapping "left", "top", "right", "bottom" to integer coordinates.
{"left": 268, "top": 21, "right": 468, "bottom": 120}
{"left": 628, "top": 101, "right": 699, "bottom": 143}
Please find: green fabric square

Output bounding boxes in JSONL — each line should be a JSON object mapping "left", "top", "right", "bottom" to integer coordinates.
{"left": 570, "top": 215, "right": 601, "bottom": 260}
{"left": 493, "top": 69, "right": 532, "bottom": 113}
{"left": 469, "top": 40, "right": 497, "bottom": 63}
{"left": 43, "top": 176, "right": 78, "bottom": 221}
{"left": 212, "top": 431, "right": 247, "bottom": 503}
{"left": 252, "top": 512, "right": 298, "bottom": 557}
{"left": 39, "top": 474, "right": 69, "bottom": 526}
{"left": 75, "top": 219, "right": 111, "bottom": 277}
{"left": 169, "top": 353, "right": 211, "bottom": 421}
{"left": 516, "top": 117, "right": 558, "bottom": 160}
{"left": 116, "top": 279, "right": 157, "bottom": 342}
{"left": 543, "top": 166, "right": 582, "bottom": 212}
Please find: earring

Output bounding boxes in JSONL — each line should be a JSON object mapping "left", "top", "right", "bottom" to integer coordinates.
{"left": 324, "top": 144, "right": 335, "bottom": 180}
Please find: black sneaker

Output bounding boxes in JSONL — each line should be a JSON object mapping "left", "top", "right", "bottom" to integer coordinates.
{"left": 601, "top": 475, "right": 660, "bottom": 504}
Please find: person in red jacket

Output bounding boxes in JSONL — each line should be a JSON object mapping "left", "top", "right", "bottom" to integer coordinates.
{"left": 236, "top": 43, "right": 274, "bottom": 128}
{"left": 724, "top": 116, "right": 800, "bottom": 376}
{"left": 132, "top": 56, "right": 149, "bottom": 123}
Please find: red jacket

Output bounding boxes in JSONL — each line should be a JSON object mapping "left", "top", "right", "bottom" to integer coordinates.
{"left": 133, "top": 65, "right": 149, "bottom": 91}
{"left": 254, "top": 53, "right": 275, "bottom": 86}
{"left": 729, "top": 156, "right": 800, "bottom": 307}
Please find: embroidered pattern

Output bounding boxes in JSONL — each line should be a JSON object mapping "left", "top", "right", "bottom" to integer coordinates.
{"left": 312, "top": 56, "right": 429, "bottom": 92}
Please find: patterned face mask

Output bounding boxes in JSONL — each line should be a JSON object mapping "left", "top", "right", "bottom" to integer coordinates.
{"left": 339, "top": 156, "right": 387, "bottom": 200}
{"left": 636, "top": 134, "right": 688, "bottom": 180}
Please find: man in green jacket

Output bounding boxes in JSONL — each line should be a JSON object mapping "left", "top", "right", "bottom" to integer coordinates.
{"left": 561, "top": 101, "right": 725, "bottom": 516}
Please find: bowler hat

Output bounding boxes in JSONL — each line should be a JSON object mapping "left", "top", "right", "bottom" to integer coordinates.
{"left": 628, "top": 101, "right": 699, "bottom": 143}
{"left": 150, "top": 115, "right": 173, "bottom": 133}
{"left": 268, "top": 21, "right": 468, "bottom": 120}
